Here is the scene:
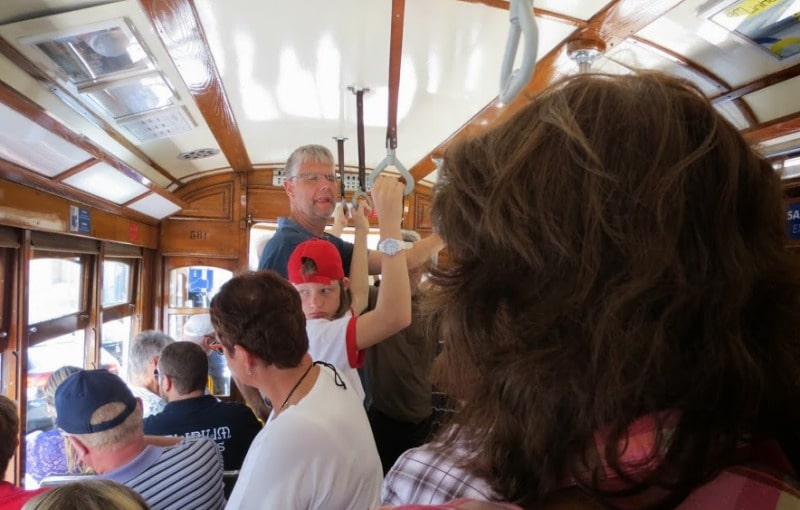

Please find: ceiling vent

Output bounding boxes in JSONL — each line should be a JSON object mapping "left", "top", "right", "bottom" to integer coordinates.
{"left": 118, "top": 107, "right": 195, "bottom": 143}
{"left": 178, "top": 147, "right": 220, "bottom": 160}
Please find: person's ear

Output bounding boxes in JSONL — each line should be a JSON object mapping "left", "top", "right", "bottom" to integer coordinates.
{"left": 341, "top": 277, "right": 350, "bottom": 290}
{"left": 162, "top": 374, "right": 173, "bottom": 394}
{"left": 234, "top": 344, "right": 258, "bottom": 373}
{"left": 284, "top": 179, "right": 295, "bottom": 198}
{"left": 67, "top": 436, "right": 89, "bottom": 461}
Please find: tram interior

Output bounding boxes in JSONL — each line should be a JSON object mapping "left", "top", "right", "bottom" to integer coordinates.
{"left": 0, "top": 0, "right": 800, "bottom": 490}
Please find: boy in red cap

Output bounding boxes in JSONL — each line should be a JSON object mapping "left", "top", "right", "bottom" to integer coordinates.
{"left": 287, "top": 176, "right": 412, "bottom": 401}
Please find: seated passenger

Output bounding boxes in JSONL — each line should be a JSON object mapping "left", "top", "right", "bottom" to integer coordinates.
{"left": 0, "top": 396, "right": 48, "bottom": 510}
{"left": 382, "top": 72, "right": 800, "bottom": 509}
{"left": 381, "top": 428, "right": 494, "bottom": 505}
{"left": 143, "top": 341, "right": 262, "bottom": 470}
{"left": 55, "top": 369, "right": 225, "bottom": 510}
{"left": 125, "top": 330, "right": 173, "bottom": 417}
{"left": 182, "top": 314, "right": 231, "bottom": 396}
{"left": 25, "top": 366, "right": 83, "bottom": 486}
{"left": 209, "top": 270, "right": 384, "bottom": 508}
{"left": 287, "top": 175, "right": 412, "bottom": 402}
{"left": 22, "top": 478, "right": 148, "bottom": 510}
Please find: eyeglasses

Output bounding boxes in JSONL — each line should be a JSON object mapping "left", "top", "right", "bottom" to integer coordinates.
{"left": 208, "top": 336, "right": 224, "bottom": 352}
{"left": 154, "top": 369, "right": 170, "bottom": 381}
{"left": 287, "top": 173, "right": 338, "bottom": 183}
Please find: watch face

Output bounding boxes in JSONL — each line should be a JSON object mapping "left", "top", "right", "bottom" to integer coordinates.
{"left": 379, "top": 238, "right": 401, "bottom": 255}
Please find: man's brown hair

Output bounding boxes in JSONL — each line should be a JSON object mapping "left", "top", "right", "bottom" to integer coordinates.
{"left": 210, "top": 270, "right": 308, "bottom": 369}
{"left": 159, "top": 342, "right": 208, "bottom": 395}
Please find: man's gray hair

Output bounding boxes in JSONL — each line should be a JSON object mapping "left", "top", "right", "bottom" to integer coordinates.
{"left": 127, "top": 330, "right": 174, "bottom": 381}
{"left": 285, "top": 144, "right": 334, "bottom": 177}
{"left": 401, "top": 229, "right": 437, "bottom": 266}
{"left": 72, "top": 402, "right": 142, "bottom": 451}
{"left": 401, "top": 230, "right": 421, "bottom": 243}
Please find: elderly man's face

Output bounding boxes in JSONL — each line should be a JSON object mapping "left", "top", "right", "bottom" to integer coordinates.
{"left": 283, "top": 160, "right": 338, "bottom": 222}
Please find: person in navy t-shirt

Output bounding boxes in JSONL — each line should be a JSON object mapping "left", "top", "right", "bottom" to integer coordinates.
{"left": 144, "top": 342, "right": 261, "bottom": 470}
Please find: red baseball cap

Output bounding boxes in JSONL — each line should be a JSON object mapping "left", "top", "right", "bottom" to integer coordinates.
{"left": 287, "top": 239, "right": 345, "bottom": 285}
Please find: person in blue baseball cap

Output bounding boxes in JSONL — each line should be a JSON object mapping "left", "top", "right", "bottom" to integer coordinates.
{"left": 54, "top": 369, "right": 226, "bottom": 510}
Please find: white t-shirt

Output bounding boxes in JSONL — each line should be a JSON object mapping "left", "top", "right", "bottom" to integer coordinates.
{"left": 305, "top": 312, "right": 366, "bottom": 401}
{"left": 226, "top": 364, "right": 382, "bottom": 509}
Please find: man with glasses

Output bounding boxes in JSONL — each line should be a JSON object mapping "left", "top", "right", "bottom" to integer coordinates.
{"left": 182, "top": 314, "right": 230, "bottom": 396}
{"left": 258, "top": 144, "right": 443, "bottom": 278}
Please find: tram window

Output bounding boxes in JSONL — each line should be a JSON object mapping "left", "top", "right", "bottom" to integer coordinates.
{"left": 101, "top": 258, "right": 135, "bottom": 370}
{"left": 249, "top": 223, "right": 277, "bottom": 270}
{"left": 24, "top": 332, "right": 121, "bottom": 488}
{"left": 28, "top": 256, "right": 83, "bottom": 324}
{"left": 167, "top": 265, "right": 233, "bottom": 397}
{"left": 337, "top": 228, "right": 380, "bottom": 250}
{"left": 26, "top": 333, "right": 84, "bottom": 431}
{"left": 168, "top": 266, "right": 232, "bottom": 309}
{"left": 102, "top": 260, "right": 131, "bottom": 306}
{"left": 101, "top": 316, "right": 131, "bottom": 368}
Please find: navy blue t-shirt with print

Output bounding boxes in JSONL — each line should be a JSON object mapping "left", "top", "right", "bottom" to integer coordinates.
{"left": 143, "top": 395, "right": 262, "bottom": 470}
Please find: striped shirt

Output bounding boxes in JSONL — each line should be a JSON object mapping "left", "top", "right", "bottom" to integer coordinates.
{"left": 103, "top": 437, "right": 225, "bottom": 510}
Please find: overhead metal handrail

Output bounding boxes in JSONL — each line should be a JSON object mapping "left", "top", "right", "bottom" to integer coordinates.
{"left": 499, "top": 0, "right": 538, "bottom": 104}
{"left": 349, "top": 86, "right": 371, "bottom": 209}
{"left": 368, "top": 0, "right": 415, "bottom": 197}
{"left": 334, "top": 136, "right": 348, "bottom": 215}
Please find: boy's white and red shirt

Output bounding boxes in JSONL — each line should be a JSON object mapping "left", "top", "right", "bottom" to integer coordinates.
{"left": 305, "top": 309, "right": 366, "bottom": 401}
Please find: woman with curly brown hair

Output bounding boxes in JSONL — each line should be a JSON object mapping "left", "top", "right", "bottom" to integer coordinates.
{"left": 383, "top": 72, "right": 800, "bottom": 510}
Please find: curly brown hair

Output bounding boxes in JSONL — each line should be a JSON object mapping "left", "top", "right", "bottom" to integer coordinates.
{"left": 425, "top": 72, "right": 800, "bottom": 508}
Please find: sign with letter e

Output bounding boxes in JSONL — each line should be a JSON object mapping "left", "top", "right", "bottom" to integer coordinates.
{"left": 787, "top": 200, "right": 800, "bottom": 241}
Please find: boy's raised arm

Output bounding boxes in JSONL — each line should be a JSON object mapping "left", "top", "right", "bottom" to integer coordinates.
{"left": 354, "top": 176, "right": 412, "bottom": 350}
{"left": 349, "top": 199, "right": 370, "bottom": 315}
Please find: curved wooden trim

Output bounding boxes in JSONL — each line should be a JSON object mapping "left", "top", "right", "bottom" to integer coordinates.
{"left": 0, "top": 158, "right": 159, "bottom": 227}
{"left": 711, "top": 62, "right": 800, "bottom": 105}
{"left": 743, "top": 114, "right": 800, "bottom": 143}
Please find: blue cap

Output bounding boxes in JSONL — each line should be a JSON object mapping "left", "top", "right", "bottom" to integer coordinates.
{"left": 55, "top": 369, "right": 138, "bottom": 434}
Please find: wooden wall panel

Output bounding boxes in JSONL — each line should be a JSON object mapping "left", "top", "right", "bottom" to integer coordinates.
{"left": 0, "top": 179, "right": 158, "bottom": 248}
{"left": 160, "top": 220, "right": 242, "bottom": 258}
{"left": 161, "top": 171, "right": 437, "bottom": 262}
{"left": 248, "top": 187, "right": 291, "bottom": 223}
{"left": 161, "top": 174, "right": 243, "bottom": 258}
{"left": 176, "top": 182, "right": 234, "bottom": 220}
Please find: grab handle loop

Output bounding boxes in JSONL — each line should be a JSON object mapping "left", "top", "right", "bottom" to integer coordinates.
{"left": 351, "top": 189, "right": 370, "bottom": 209}
{"left": 367, "top": 148, "right": 415, "bottom": 196}
{"left": 499, "top": 0, "right": 538, "bottom": 104}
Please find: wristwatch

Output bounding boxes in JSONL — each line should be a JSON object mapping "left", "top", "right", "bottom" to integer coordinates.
{"left": 377, "top": 238, "right": 413, "bottom": 256}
